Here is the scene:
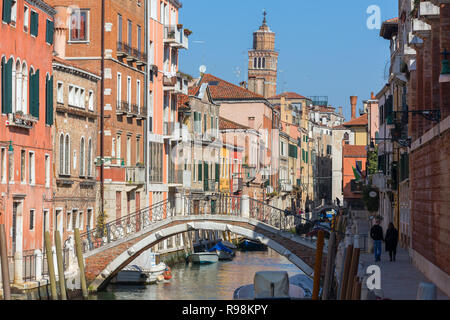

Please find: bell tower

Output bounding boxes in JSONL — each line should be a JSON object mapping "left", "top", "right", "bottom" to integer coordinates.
{"left": 248, "top": 10, "right": 278, "bottom": 98}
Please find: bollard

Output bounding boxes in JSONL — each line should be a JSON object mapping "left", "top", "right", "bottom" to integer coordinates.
{"left": 13, "top": 251, "right": 24, "bottom": 285}
{"left": 339, "top": 244, "right": 353, "bottom": 300}
{"left": 416, "top": 282, "right": 437, "bottom": 300}
{"left": 54, "top": 231, "right": 67, "bottom": 300}
{"left": 44, "top": 231, "right": 58, "bottom": 300}
{"left": 241, "top": 195, "right": 249, "bottom": 218}
{"left": 74, "top": 228, "right": 88, "bottom": 299}
{"left": 312, "top": 230, "right": 325, "bottom": 300}
{"left": 0, "top": 224, "right": 11, "bottom": 300}
{"left": 34, "top": 249, "right": 43, "bottom": 281}
{"left": 322, "top": 232, "right": 337, "bottom": 300}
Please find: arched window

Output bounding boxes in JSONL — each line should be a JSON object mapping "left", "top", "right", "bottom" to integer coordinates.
{"left": 15, "top": 59, "right": 22, "bottom": 112}
{"left": 59, "top": 133, "right": 64, "bottom": 174}
{"left": 253, "top": 58, "right": 257, "bottom": 69}
{"left": 80, "top": 137, "right": 85, "bottom": 176}
{"left": 258, "top": 57, "right": 261, "bottom": 69}
{"left": 262, "top": 57, "right": 265, "bottom": 69}
{"left": 65, "top": 134, "right": 70, "bottom": 175}
{"left": 22, "top": 62, "right": 27, "bottom": 112}
{"left": 87, "top": 138, "right": 92, "bottom": 177}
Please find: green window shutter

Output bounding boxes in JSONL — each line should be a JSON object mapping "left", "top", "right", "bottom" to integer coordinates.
{"left": 302, "top": 149, "right": 305, "bottom": 162}
{"left": 46, "top": 20, "right": 54, "bottom": 44}
{"left": 215, "top": 163, "right": 219, "bottom": 182}
{"left": 198, "top": 161, "right": 202, "bottom": 181}
{"left": 288, "top": 144, "right": 297, "bottom": 158}
{"left": 30, "top": 70, "right": 39, "bottom": 119}
{"left": 45, "top": 76, "right": 53, "bottom": 125}
{"left": 306, "top": 151, "right": 309, "bottom": 164}
{"left": 30, "top": 11, "right": 39, "bottom": 37}
{"left": 2, "top": 58, "right": 13, "bottom": 114}
{"left": 203, "top": 114, "right": 206, "bottom": 132}
{"left": 2, "top": 0, "right": 12, "bottom": 23}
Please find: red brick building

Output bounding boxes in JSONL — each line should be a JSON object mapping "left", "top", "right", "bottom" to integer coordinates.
{"left": 1, "top": 0, "right": 55, "bottom": 257}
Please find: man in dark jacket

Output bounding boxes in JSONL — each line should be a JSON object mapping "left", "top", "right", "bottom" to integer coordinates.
{"left": 370, "top": 219, "right": 384, "bottom": 262}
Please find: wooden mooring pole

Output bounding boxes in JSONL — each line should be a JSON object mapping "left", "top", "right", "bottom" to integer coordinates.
{"left": 74, "top": 228, "right": 88, "bottom": 299}
{"left": 339, "top": 244, "right": 353, "bottom": 300}
{"left": 345, "top": 245, "right": 360, "bottom": 300}
{"left": 321, "top": 231, "right": 336, "bottom": 300}
{"left": 312, "top": 230, "right": 325, "bottom": 300}
{"left": 54, "top": 231, "right": 67, "bottom": 300}
{"left": 0, "top": 224, "right": 11, "bottom": 300}
{"left": 44, "top": 231, "right": 58, "bottom": 300}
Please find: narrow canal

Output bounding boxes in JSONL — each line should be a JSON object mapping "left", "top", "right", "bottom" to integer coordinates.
{"left": 92, "top": 248, "right": 303, "bottom": 300}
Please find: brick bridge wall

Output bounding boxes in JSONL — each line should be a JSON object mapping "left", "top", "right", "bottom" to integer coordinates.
{"left": 84, "top": 218, "right": 326, "bottom": 290}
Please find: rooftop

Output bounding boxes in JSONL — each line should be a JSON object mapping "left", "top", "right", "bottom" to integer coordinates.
{"left": 197, "top": 74, "right": 266, "bottom": 101}
{"left": 269, "top": 92, "right": 310, "bottom": 100}
{"left": 343, "top": 114, "right": 368, "bottom": 127}
{"left": 343, "top": 145, "right": 367, "bottom": 157}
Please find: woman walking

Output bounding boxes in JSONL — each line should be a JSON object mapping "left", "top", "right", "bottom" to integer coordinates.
{"left": 385, "top": 223, "right": 399, "bottom": 261}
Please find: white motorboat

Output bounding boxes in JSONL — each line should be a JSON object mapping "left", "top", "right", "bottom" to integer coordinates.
{"left": 189, "top": 252, "right": 219, "bottom": 264}
{"left": 111, "top": 265, "right": 148, "bottom": 285}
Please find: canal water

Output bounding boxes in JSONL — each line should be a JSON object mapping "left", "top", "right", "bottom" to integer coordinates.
{"left": 94, "top": 248, "right": 303, "bottom": 300}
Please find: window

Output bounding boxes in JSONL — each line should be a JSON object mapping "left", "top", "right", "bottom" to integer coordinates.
{"left": 21, "top": 150, "right": 26, "bottom": 183}
{"left": 80, "top": 88, "right": 85, "bottom": 108}
{"left": 10, "top": 0, "right": 17, "bottom": 25}
{"left": 87, "top": 138, "right": 92, "bottom": 177}
{"left": 45, "top": 154, "right": 50, "bottom": 187}
{"left": 78, "top": 211, "right": 84, "bottom": 230}
{"left": 29, "top": 209, "right": 35, "bottom": 230}
{"left": 69, "top": 9, "right": 88, "bottom": 41}
{"left": 55, "top": 209, "right": 63, "bottom": 233}
{"left": 59, "top": 134, "right": 64, "bottom": 174}
{"left": 68, "top": 85, "right": 74, "bottom": 105}
{"left": 127, "top": 20, "right": 132, "bottom": 47}
{"left": 150, "top": 0, "right": 157, "bottom": 20}
{"left": 160, "top": 1, "right": 164, "bottom": 23}
{"left": 23, "top": 6, "right": 29, "bottom": 32}
{"left": 30, "top": 10, "right": 38, "bottom": 37}
{"left": 149, "top": 142, "right": 163, "bottom": 183}
{"left": 43, "top": 209, "right": 49, "bottom": 235}
{"left": 127, "top": 76, "right": 131, "bottom": 107}
{"left": 116, "top": 134, "right": 121, "bottom": 165}
{"left": 45, "top": 75, "right": 53, "bottom": 125}
{"left": 57, "top": 82, "right": 63, "bottom": 103}
{"left": 65, "top": 135, "right": 70, "bottom": 174}
{"left": 117, "top": 14, "right": 122, "bottom": 43}
{"left": 45, "top": 19, "right": 54, "bottom": 44}
{"left": 0, "top": 148, "right": 5, "bottom": 183}
{"left": 80, "top": 138, "right": 85, "bottom": 176}
{"left": 136, "top": 137, "right": 140, "bottom": 164}
{"left": 126, "top": 136, "right": 131, "bottom": 167}
{"left": 136, "top": 80, "right": 141, "bottom": 109}
{"left": 72, "top": 210, "right": 78, "bottom": 230}
{"left": 137, "top": 25, "right": 141, "bottom": 52}
{"left": 88, "top": 91, "right": 94, "bottom": 111}
{"left": 87, "top": 208, "right": 93, "bottom": 231}
{"left": 67, "top": 211, "right": 72, "bottom": 231}
{"left": 117, "top": 73, "right": 122, "bottom": 106}
{"left": 28, "top": 152, "right": 35, "bottom": 184}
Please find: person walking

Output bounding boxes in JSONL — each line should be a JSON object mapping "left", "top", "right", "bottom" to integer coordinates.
{"left": 370, "top": 218, "right": 384, "bottom": 262}
{"left": 385, "top": 223, "right": 399, "bottom": 261}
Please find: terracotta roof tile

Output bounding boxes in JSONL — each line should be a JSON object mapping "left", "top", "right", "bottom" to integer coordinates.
{"left": 52, "top": 57, "right": 101, "bottom": 78}
{"left": 343, "top": 114, "right": 368, "bottom": 127}
{"left": 198, "top": 74, "right": 266, "bottom": 101}
{"left": 269, "top": 92, "right": 310, "bottom": 100}
{"left": 219, "top": 117, "right": 250, "bottom": 130}
{"left": 343, "top": 145, "right": 367, "bottom": 157}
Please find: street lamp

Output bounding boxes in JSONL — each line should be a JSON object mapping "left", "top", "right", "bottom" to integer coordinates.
{"left": 0, "top": 141, "right": 14, "bottom": 154}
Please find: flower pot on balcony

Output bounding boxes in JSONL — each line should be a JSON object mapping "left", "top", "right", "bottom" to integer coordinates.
{"left": 184, "top": 29, "right": 192, "bottom": 36}
{"left": 177, "top": 24, "right": 183, "bottom": 30}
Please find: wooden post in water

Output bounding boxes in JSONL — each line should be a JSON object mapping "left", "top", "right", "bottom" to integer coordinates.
{"left": 322, "top": 232, "right": 336, "bottom": 300}
{"left": 339, "top": 244, "right": 353, "bottom": 300}
{"left": 312, "top": 230, "right": 325, "bottom": 300}
{"left": 44, "top": 231, "right": 58, "bottom": 300}
{"left": 54, "top": 231, "right": 67, "bottom": 300}
{"left": 345, "top": 246, "right": 360, "bottom": 300}
{"left": 74, "top": 228, "right": 88, "bottom": 299}
{"left": 0, "top": 224, "right": 11, "bottom": 300}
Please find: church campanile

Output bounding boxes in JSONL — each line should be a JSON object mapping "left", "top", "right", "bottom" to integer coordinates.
{"left": 248, "top": 11, "right": 278, "bottom": 98}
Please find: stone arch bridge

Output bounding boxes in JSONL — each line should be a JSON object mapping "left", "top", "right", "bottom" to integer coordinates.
{"left": 79, "top": 195, "right": 328, "bottom": 292}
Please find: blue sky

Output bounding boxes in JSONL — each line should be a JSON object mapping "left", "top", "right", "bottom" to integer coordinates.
{"left": 179, "top": 0, "right": 397, "bottom": 121}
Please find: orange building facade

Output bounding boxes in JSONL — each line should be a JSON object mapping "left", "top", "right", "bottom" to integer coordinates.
{"left": 0, "top": 0, "right": 56, "bottom": 254}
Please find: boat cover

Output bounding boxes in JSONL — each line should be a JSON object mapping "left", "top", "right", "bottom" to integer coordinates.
{"left": 254, "top": 271, "right": 290, "bottom": 299}
{"left": 208, "top": 241, "right": 233, "bottom": 254}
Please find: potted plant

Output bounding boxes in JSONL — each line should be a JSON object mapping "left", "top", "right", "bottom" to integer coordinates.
{"left": 183, "top": 29, "right": 192, "bottom": 36}
{"left": 177, "top": 24, "right": 183, "bottom": 30}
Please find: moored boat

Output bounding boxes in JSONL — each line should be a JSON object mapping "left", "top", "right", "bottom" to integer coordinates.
{"left": 111, "top": 265, "right": 148, "bottom": 285}
{"left": 189, "top": 252, "right": 219, "bottom": 264}
{"left": 233, "top": 271, "right": 306, "bottom": 300}
{"left": 208, "top": 241, "right": 235, "bottom": 261}
{"left": 238, "top": 238, "right": 267, "bottom": 251}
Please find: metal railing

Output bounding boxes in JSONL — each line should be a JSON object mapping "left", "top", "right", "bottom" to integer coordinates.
{"left": 117, "top": 41, "right": 132, "bottom": 56}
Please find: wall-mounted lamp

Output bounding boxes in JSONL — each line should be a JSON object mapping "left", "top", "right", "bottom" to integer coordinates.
{"left": 1, "top": 141, "right": 14, "bottom": 155}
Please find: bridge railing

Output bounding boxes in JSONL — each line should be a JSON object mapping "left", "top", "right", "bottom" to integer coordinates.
{"left": 80, "top": 199, "right": 174, "bottom": 253}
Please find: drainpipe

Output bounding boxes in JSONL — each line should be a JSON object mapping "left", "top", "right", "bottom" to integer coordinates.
{"left": 100, "top": 0, "right": 105, "bottom": 215}
{"left": 144, "top": 0, "right": 148, "bottom": 203}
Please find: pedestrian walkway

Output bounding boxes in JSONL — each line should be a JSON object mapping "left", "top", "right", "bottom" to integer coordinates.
{"left": 359, "top": 246, "right": 448, "bottom": 300}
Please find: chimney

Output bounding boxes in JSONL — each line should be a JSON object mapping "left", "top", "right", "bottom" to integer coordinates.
{"left": 239, "top": 81, "right": 247, "bottom": 89}
{"left": 350, "top": 96, "right": 358, "bottom": 120}
{"left": 371, "top": 92, "right": 375, "bottom": 100}
{"left": 338, "top": 106, "right": 343, "bottom": 115}
{"left": 54, "top": 6, "right": 69, "bottom": 59}
{"left": 248, "top": 116, "right": 255, "bottom": 129}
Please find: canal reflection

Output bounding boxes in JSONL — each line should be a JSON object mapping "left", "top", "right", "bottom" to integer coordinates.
{"left": 96, "top": 248, "right": 303, "bottom": 300}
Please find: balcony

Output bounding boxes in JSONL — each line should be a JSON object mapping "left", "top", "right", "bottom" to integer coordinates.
{"left": 163, "top": 25, "right": 189, "bottom": 50}
{"left": 116, "top": 101, "right": 129, "bottom": 115}
{"left": 125, "top": 166, "right": 145, "bottom": 185}
{"left": 350, "top": 179, "right": 363, "bottom": 193}
{"left": 117, "top": 41, "right": 131, "bottom": 57}
{"left": 133, "top": 48, "right": 147, "bottom": 66}
{"left": 163, "top": 122, "right": 181, "bottom": 140}
{"left": 280, "top": 180, "right": 293, "bottom": 193}
{"left": 136, "top": 106, "right": 147, "bottom": 120}
{"left": 232, "top": 177, "right": 243, "bottom": 193}
{"left": 412, "top": 18, "right": 431, "bottom": 39}
{"left": 127, "top": 104, "right": 139, "bottom": 118}
{"left": 204, "top": 179, "right": 218, "bottom": 192}
{"left": 168, "top": 169, "right": 183, "bottom": 186}
{"left": 6, "top": 112, "right": 38, "bottom": 129}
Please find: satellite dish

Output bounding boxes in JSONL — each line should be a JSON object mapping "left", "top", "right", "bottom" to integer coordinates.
{"left": 199, "top": 65, "right": 207, "bottom": 74}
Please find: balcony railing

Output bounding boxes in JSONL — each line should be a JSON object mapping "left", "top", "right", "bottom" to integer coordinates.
{"left": 128, "top": 104, "right": 139, "bottom": 117}
{"left": 117, "top": 41, "right": 132, "bottom": 57}
{"left": 163, "top": 122, "right": 181, "bottom": 139}
{"left": 280, "top": 180, "right": 293, "bottom": 193}
{"left": 350, "top": 179, "right": 363, "bottom": 193}
{"left": 126, "top": 166, "right": 146, "bottom": 185}
{"left": 116, "top": 100, "right": 129, "bottom": 115}
{"left": 168, "top": 169, "right": 183, "bottom": 185}
{"left": 204, "top": 179, "right": 218, "bottom": 192}
{"left": 163, "top": 25, "right": 189, "bottom": 50}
